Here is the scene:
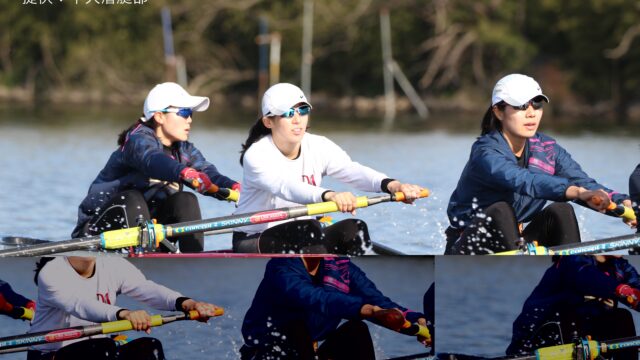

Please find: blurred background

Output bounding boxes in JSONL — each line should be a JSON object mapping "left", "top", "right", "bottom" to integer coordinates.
{"left": 2, "top": 0, "right": 640, "bottom": 128}
{"left": 1, "top": 1, "right": 640, "bottom": 253}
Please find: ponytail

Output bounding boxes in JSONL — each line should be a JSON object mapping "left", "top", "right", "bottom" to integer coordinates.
{"left": 240, "top": 118, "right": 271, "bottom": 165}
{"left": 34, "top": 257, "right": 55, "bottom": 285}
{"left": 480, "top": 103, "right": 506, "bottom": 136}
{"left": 117, "top": 115, "right": 156, "bottom": 146}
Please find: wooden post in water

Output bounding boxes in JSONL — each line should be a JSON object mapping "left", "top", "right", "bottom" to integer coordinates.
{"left": 269, "top": 33, "right": 281, "bottom": 86}
{"left": 380, "top": 7, "right": 428, "bottom": 130}
{"left": 257, "top": 16, "right": 270, "bottom": 102}
{"left": 301, "top": 0, "right": 314, "bottom": 97}
{"left": 380, "top": 7, "right": 396, "bottom": 130}
{"left": 161, "top": 7, "right": 187, "bottom": 87}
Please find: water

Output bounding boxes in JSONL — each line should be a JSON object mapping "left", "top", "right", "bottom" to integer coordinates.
{"left": 0, "top": 256, "right": 433, "bottom": 359}
{"left": 436, "top": 256, "right": 640, "bottom": 357}
{"left": 1, "top": 110, "right": 639, "bottom": 254}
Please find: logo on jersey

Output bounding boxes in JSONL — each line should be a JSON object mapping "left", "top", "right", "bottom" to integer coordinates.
{"left": 302, "top": 174, "right": 317, "bottom": 186}
{"left": 97, "top": 292, "right": 112, "bottom": 305}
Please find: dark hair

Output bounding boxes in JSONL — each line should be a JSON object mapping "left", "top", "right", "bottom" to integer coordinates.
{"left": 480, "top": 103, "right": 506, "bottom": 135}
{"left": 239, "top": 117, "right": 271, "bottom": 166}
{"left": 117, "top": 115, "right": 157, "bottom": 146}
{"left": 34, "top": 257, "right": 55, "bottom": 285}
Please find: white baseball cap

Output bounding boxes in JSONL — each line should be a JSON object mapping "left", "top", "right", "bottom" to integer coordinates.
{"left": 143, "top": 82, "right": 210, "bottom": 121}
{"left": 491, "top": 74, "right": 549, "bottom": 106}
{"left": 261, "top": 83, "right": 312, "bottom": 116}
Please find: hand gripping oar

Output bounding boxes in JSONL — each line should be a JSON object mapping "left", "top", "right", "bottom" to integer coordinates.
{"left": 591, "top": 196, "right": 636, "bottom": 222}
{"left": 0, "top": 309, "right": 220, "bottom": 353}
{"left": 373, "top": 309, "right": 431, "bottom": 342}
{"left": 495, "top": 232, "right": 640, "bottom": 255}
{"left": 186, "top": 180, "right": 239, "bottom": 202}
{"left": 0, "top": 189, "right": 429, "bottom": 257}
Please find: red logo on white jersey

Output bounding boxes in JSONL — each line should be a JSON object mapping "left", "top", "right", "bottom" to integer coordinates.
{"left": 302, "top": 174, "right": 316, "bottom": 186}
{"left": 96, "top": 293, "right": 112, "bottom": 305}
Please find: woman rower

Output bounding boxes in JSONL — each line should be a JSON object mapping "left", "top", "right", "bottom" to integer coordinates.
{"left": 233, "top": 82, "right": 423, "bottom": 254}
{"left": 27, "top": 256, "right": 222, "bottom": 360}
{"left": 507, "top": 255, "right": 640, "bottom": 359}
{"left": 445, "top": 73, "right": 635, "bottom": 254}
{"left": 240, "top": 257, "right": 431, "bottom": 359}
{"left": 72, "top": 82, "right": 240, "bottom": 253}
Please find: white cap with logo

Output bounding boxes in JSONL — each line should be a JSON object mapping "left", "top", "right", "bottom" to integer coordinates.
{"left": 491, "top": 74, "right": 549, "bottom": 106}
{"left": 261, "top": 83, "right": 312, "bottom": 116}
{"left": 143, "top": 82, "right": 210, "bottom": 121}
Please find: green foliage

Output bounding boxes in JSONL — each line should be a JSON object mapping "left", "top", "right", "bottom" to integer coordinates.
{"left": 1, "top": 0, "right": 639, "bottom": 120}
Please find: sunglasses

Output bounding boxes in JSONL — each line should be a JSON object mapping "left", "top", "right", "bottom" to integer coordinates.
{"left": 509, "top": 99, "right": 544, "bottom": 111}
{"left": 280, "top": 105, "right": 311, "bottom": 118}
{"left": 161, "top": 108, "right": 193, "bottom": 119}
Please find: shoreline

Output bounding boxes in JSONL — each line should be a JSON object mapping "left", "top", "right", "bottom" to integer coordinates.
{"left": 3, "top": 84, "right": 640, "bottom": 126}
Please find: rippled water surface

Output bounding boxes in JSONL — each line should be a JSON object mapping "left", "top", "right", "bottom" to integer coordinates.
{"left": 1, "top": 109, "right": 639, "bottom": 254}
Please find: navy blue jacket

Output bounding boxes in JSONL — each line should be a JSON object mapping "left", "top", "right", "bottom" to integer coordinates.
{"left": 72, "top": 124, "right": 236, "bottom": 237}
{"left": 506, "top": 256, "right": 640, "bottom": 355}
{"left": 242, "top": 258, "right": 424, "bottom": 348}
{"left": 0, "top": 280, "right": 32, "bottom": 309}
{"left": 448, "top": 131, "right": 628, "bottom": 228}
{"left": 629, "top": 163, "right": 640, "bottom": 206}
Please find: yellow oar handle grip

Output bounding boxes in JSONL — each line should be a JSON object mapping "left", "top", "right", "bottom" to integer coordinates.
{"left": 226, "top": 189, "right": 240, "bottom": 202}
{"left": 393, "top": 188, "right": 430, "bottom": 202}
{"left": 20, "top": 307, "right": 33, "bottom": 321}
{"left": 619, "top": 206, "right": 636, "bottom": 222}
{"left": 404, "top": 321, "right": 431, "bottom": 340}
{"left": 185, "top": 308, "right": 224, "bottom": 320}
{"left": 205, "top": 186, "right": 239, "bottom": 203}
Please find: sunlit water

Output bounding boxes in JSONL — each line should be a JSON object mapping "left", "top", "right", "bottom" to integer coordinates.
{"left": 0, "top": 257, "right": 433, "bottom": 359}
{"left": 1, "top": 116, "right": 639, "bottom": 254}
{"left": 436, "top": 256, "right": 640, "bottom": 357}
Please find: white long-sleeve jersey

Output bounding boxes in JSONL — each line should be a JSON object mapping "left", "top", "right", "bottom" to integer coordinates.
{"left": 234, "top": 133, "right": 387, "bottom": 234}
{"left": 29, "top": 257, "right": 183, "bottom": 352}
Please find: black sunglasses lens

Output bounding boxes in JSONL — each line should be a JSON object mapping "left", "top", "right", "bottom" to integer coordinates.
{"left": 531, "top": 101, "right": 544, "bottom": 110}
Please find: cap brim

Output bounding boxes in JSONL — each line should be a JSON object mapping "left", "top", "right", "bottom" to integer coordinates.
{"left": 173, "top": 96, "right": 210, "bottom": 112}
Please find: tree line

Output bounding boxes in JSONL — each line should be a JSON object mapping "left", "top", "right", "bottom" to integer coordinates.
{"left": 2, "top": 0, "right": 640, "bottom": 123}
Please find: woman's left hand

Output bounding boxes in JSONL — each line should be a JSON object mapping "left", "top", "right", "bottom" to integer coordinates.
{"left": 387, "top": 181, "right": 423, "bottom": 204}
{"left": 181, "top": 299, "right": 224, "bottom": 322}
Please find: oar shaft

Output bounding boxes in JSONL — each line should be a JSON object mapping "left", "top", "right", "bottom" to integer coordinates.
{"left": 601, "top": 335, "right": 640, "bottom": 351}
{"left": 0, "top": 311, "right": 200, "bottom": 351}
{"left": 550, "top": 233, "right": 640, "bottom": 255}
{"left": 0, "top": 236, "right": 102, "bottom": 257}
{"left": 0, "top": 189, "right": 429, "bottom": 257}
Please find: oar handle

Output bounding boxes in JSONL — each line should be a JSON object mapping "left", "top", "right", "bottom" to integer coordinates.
{"left": 591, "top": 196, "right": 636, "bottom": 222}
{"left": 392, "top": 188, "right": 430, "bottom": 202}
{"left": 19, "top": 307, "right": 33, "bottom": 321}
{"left": 205, "top": 185, "right": 240, "bottom": 202}
{"left": 400, "top": 321, "right": 431, "bottom": 340}
{"left": 306, "top": 188, "right": 430, "bottom": 216}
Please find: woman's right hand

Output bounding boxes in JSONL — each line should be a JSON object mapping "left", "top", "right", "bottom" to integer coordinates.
{"left": 323, "top": 191, "right": 358, "bottom": 215}
{"left": 359, "top": 304, "right": 383, "bottom": 318}
{"left": 118, "top": 309, "right": 153, "bottom": 334}
{"left": 566, "top": 186, "right": 610, "bottom": 212}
